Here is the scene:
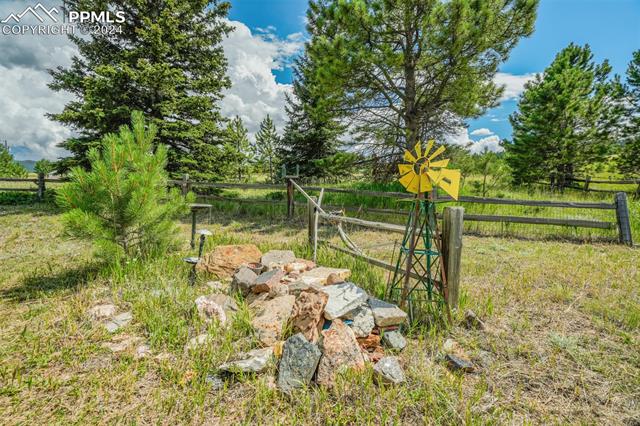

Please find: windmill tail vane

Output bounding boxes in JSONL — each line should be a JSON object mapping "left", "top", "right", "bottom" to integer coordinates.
{"left": 397, "top": 140, "right": 461, "bottom": 199}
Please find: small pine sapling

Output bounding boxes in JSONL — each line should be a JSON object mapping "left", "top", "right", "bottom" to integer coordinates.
{"left": 57, "top": 111, "right": 192, "bottom": 260}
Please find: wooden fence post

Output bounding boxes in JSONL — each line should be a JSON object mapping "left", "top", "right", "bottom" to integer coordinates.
{"left": 614, "top": 192, "right": 633, "bottom": 246}
{"left": 584, "top": 176, "right": 591, "bottom": 192}
{"left": 181, "top": 174, "right": 190, "bottom": 197}
{"left": 308, "top": 196, "right": 317, "bottom": 245}
{"left": 287, "top": 178, "right": 295, "bottom": 219}
{"left": 442, "top": 207, "right": 464, "bottom": 308}
{"left": 37, "top": 172, "right": 45, "bottom": 201}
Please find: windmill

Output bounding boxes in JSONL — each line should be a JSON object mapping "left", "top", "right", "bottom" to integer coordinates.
{"left": 387, "top": 140, "right": 461, "bottom": 324}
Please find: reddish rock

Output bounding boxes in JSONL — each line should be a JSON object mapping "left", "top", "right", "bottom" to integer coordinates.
{"left": 251, "top": 295, "right": 296, "bottom": 346}
{"left": 295, "top": 258, "right": 316, "bottom": 271}
{"left": 357, "top": 334, "right": 381, "bottom": 351}
{"left": 367, "top": 346, "right": 385, "bottom": 363}
{"left": 196, "top": 244, "right": 262, "bottom": 277}
{"left": 292, "top": 291, "right": 329, "bottom": 343}
{"left": 316, "top": 319, "right": 366, "bottom": 386}
{"left": 252, "top": 269, "right": 285, "bottom": 294}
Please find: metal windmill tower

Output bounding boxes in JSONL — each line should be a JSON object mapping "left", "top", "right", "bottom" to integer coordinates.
{"left": 387, "top": 140, "right": 461, "bottom": 324}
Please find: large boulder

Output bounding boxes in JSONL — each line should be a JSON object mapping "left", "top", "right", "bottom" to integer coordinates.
{"left": 218, "top": 347, "right": 273, "bottom": 374}
{"left": 196, "top": 244, "right": 262, "bottom": 277}
{"left": 316, "top": 319, "right": 366, "bottom": 386}
{"left": 298, "top": 267, "right": 351, "bottom": 286}
{"left": 261, "top": 250, "right": 296, "bottom": 269}
{"left": 368, "top": 297, "right": 408, "bottom": 327}
{"left": 277, "top": 333, "right": 322, "bottom": 393}
{"left": 320, "top": 282, "right": 368, "bottom": 320}
{"left": 292, "top": 291, "right": 328, "bottom": 343}
{"left": 251, "top": 295, "right": 296, "bottom": 346}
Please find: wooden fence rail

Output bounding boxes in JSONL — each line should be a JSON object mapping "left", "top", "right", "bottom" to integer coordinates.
{"left": 168, "top": 175, "right": 633, "bottom": 246}
{"left": 2, "top": 174, "right": 634, "bottom": 246}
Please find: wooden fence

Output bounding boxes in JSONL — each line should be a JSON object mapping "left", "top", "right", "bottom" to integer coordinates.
{"left": 0, "top": 174, "right": 69, "bottom": 201}
{"left": 537, "top": 176, "right": 640, "bottom": 195}
{"left": 1, "top": 174, "right": 634, "bottom": 246}
{"left": 168, "top": 175, "right": 634, "bottom": 246}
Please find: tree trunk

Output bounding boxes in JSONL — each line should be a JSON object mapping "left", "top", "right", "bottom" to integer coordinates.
{"left": 403, "top": 14, "right": 418, "bottom": 150}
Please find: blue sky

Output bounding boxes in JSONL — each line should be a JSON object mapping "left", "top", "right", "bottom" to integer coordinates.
{"left": 1, "top": 0, "right": 639, "bottom": 159}
{"left": 229, "top": 0, "right": 640, "bottom": 147}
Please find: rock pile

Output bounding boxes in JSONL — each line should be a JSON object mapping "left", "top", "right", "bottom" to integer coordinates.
{"left": 198, "top": 247, "right": 409, "bottom": 391}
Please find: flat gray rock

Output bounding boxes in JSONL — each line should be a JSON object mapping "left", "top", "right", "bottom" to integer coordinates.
{"left": 261, "top": 250, "right": 296, "bottom": 268}
{"left": 287, "top": 280, "right": 323, "bottom": 296}
{"left": 231, "top": 266, "right": 257, "bottom": 296}
{"left": 382, "top": 330, "right": 407, "bottom": 351}
{"left": 320, "top": 282, "right": 368, "bottom": 320}
{"left": 373, "top": 356, "right": 405, "bottom": 384}
{"left": 219, "top": 347, "right": 273, "bottom": 374}
{"left": 368, "top": 297, "right": 407, "bottom": 327}
{"left": 344, "top": 305, "right": 375, "bottom": 338}
{"left": 88, "top": 304, "right": 117, "bottom": 320}
{"left": 277, "top": 333, "right": 322, "bottom": 393}
{"left": 103, "top": 312, "right": 132, "bottom": 333}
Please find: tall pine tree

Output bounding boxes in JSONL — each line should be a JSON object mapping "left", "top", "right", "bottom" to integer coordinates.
{"left": 505, "top": 44, "right": 622, "bottom": 188}
{"left": 255, "top": 115, "right": 281, "bottom": 183}
{"left": 279, "top": 54, "right": 342, "bottom": 178}
{"left": 619, "top": 50, "right": 640, "bottom": 178}
{"left": 48, "top": 0, "right": 232, "bottom": 179}
{"left": 306, "top": 0, "right": 538, "bottom": 163}
{"left": 225, "top": 116, "right": 252, "bottom": 181}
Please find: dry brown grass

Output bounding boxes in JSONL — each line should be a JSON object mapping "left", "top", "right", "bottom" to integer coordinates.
{"left": 0, "top": 204, "right": 638, "bottom": 424}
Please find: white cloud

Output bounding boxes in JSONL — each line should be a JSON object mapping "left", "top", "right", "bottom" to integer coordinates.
{"left": 494, "top": 72, "right": 537, "bottom": 101}
{"left": 469, "top": 135, "right": 503, "bottom": 154}
{"left": 470, "top": 128, "right": 493, "bottom": 137}
{"left": 444, "top": 127, "right": 472, "bottom": 148}
{"left": 220, "top": 21, "right": 304, "bottom": 140}
{"left": 0, "top": 0, "right": 77, "bottom": 160}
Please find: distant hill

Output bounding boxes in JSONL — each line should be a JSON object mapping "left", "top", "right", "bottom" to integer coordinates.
{"left": 18, "top": 160, "right": 36, "bottom": 172}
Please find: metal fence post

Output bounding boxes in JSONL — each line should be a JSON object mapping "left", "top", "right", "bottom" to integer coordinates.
{"left": 442, "top": 206, "right": 464, "bottom": 308}
{"left": 614, "top": 192, "right": 633, "bottom": 246}
{"left": 307, "top": 196, "right": 317, "bottom": 245}
{"left": 37, "top": 172, "right": 45, "bottom": 201}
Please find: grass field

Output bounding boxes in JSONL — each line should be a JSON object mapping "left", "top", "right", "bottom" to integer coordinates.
{"left": 1, "top": 202, "right": 639, "bottom": 424}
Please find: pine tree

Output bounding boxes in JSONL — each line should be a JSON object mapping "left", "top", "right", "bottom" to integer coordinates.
{"left": 225, "top": 116, "right": 252, "bottom": 181}
{"left": 48, "top": 0, "right": 232, "bottom": 179}
{"left": 255, "top": 115, "right": 281, "bottom": 183}
{"left": 57, "top": 111, "right": 191, "bottom": 260}
{"left": 0, "top": 144, "right": 27, "bottom": 177}
{"left": 505, "top": 44, "right": 621, "bottom": 188}
{"left": 279, "top": 54, "right": 342, "bottom": 178}
{"left": 619, "top": 50, "right": 640, "bottom": 178}
{"left": 306, "top": 0, "right": 538, "bottom": 163}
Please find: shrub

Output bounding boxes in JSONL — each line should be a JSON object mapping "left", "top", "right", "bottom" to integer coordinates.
{"left": 0, "top": 145, "right": 27, "bottom": 177}
{"left": 57, "top": 111, "right": 192, "bottom": 260}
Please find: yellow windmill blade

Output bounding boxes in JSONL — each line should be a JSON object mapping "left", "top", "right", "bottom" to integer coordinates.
{"left": 428, "top": 145, "right": 446, "bottom": 161}
{"left": 398, "top": 140, "right": 461, "bottom": 198}
{"left": 436, "top": 168, "right": 461, "bottom": 200}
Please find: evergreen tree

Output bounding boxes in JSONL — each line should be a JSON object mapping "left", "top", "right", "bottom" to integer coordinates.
{"left": 306, "top": 0, "right": 538, "bottom": 164}
{"left": 0, "top": 144, "right": 27, "bottom": 177}
{"left": 225, "top": 116, "right": 252, "bottom": 181}
{"left": 619, "top": 50, "right": 640, "bottom": 177}
{"left": 57, "top": 111, "right": 190, "bottom": 260}
{"left": 34, "top": 159, "right": 55, "bottom": 176}
{"left": 280, "top": 54, "right": 342, "bottom": 178}
{"left": 505, "top": 44, "right": 622, "bottom": 188}
{"left": 255, "top": 115, "right": 281, "bottom": 183}
{"left": 48, "top": 0, "right": 232, "bottom": 179}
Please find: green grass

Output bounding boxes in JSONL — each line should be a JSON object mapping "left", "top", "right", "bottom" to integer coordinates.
{"left": 0, "top": 203, "right": 639, "bottom": 424}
